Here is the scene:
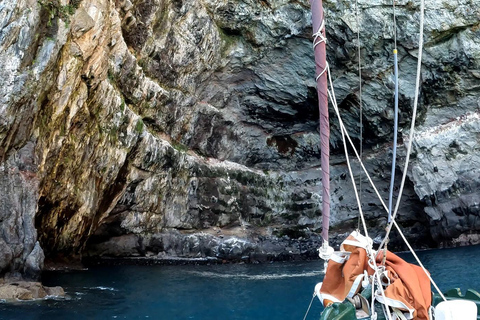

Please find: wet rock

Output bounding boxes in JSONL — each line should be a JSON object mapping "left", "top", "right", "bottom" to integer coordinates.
{"left": 0, "top": 0, "right": 479, "bottom": 274}
{"left": 44, "top": 286, "right": 65, "bottom": 297}
{"left": 24, "top": 242, "right": 45, "bottom": 280}
{"left": 86, "top": 228, "right": 325, "bottom": 263}
{"left": 0, "top": 280, "right": 64, "bottom": 301}
{"left": 0, "top": 285, "right": 34, "bottom": 301}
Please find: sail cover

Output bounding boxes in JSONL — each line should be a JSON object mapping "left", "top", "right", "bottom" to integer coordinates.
{"left": 310, "top": 0, "right": 330, "bottom": 241}
{"left": 317, "top": 232, "right": 432, "bottom": 320}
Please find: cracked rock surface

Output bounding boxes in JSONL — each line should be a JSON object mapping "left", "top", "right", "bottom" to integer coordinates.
{"left": 0, "top": 0, "right": 479, "bottom": 272}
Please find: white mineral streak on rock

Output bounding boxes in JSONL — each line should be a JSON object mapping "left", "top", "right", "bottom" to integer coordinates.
{"left": 411, "top": 111, "right": 480, "bottom": 197}
{"left": 409, "top": 110, "right": 480, "bottom": 242}
{"left": 0, "top": 0, "right": 36, "bottom": 109}
{"left": 0, "top": 0, "right": 479, "bottom": 272}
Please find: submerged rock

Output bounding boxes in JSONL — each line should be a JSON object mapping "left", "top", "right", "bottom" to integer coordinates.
{"left": 0, "top": 280, "right": 65, "bottom": 301}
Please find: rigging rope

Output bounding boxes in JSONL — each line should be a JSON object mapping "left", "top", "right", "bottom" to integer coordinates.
{"left": 393, "top": 219, "right": 447, "bottom": 301}
{"left": 326, "top": 65, "right": 393, "bottom": 320}
{"left": 388, "top": 0, "right": 399, "bottom": 224}
{"left": 321, "top": 0, "right": 444, "bottom": 300}
{"left": 326, "top": 68, "right": 369, "bottom": 238}
{"left": 324, "top": 67, "right": 445, "bottom": 300}
{"left": 316, "top": 2, "right": 445, "bottom": 319}
{"left": 379, "top": 0, "right": 425, "bottom": 250}
{"left": 302, "top": 294, "right": 315, "bottom": 320}
{"left": 392, "top": 0, "right": 398, "bottom": 50}
{"left": 313, "top": 19, "right": 328, "bottom": 82}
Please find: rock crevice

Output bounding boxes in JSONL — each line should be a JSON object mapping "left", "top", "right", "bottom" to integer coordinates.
{"left": 0, "top": 0, "right": 479, "bottom": 274}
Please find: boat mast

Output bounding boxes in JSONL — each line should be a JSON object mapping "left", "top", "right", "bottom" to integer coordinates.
{"left": 310, "top": 0, "right": 330, "bottom": 245}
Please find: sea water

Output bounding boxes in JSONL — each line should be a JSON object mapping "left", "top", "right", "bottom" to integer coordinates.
{"left": 1, "top": 245, "right": 480, "bottom": 320}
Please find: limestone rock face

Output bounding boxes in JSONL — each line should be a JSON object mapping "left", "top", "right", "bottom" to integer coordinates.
{"left": 410, "top": 114, "right": 480, "bottom": 245}
{"left": 0, "top": 141, "right": 43, "bottom": 278}
{"left": 0, "top": 0, "right": 479, "bottom": 272}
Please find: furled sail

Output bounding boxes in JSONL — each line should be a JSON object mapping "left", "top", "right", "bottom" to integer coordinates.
{"left": 316, "top": 232, "right": 433, "bottom": 320}
{"left": 310, "top": 0, "right": 330, "bottom": 243}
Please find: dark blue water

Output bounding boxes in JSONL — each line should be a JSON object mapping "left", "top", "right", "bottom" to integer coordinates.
{"left": 1, "top": 245, "right": 480, "bottom": 320}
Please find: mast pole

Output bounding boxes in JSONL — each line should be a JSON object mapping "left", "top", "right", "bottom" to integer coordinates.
{"left": 310, "top": 0, "right": 330, "bottom": 244}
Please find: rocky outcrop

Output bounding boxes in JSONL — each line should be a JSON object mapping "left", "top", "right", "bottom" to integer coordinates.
{"left": 0, "top": 142, "right": 44, "bottom": 278}
{"left": 410, "top": 112, "right": 480, "bottom": 245}
{"left": 0, "top": 0, "right": 479, "bottom": 274}
{"left": 0, "top": 279, "right": 64, "bottom": 301}
{"left": 86, "top": 229, "right": 324, "bottom": 264}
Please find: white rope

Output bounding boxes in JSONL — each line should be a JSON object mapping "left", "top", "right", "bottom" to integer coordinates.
{"left": 302, "top": 294, "right": 316, "bottom": 320}
{"left": 371, "top": 276, "right": 377, "bottom": 320}
{"left": 376, "top": 0, "right": 447, "bottom": 302}
{"left": 388, "top": 0, "right": 400, "bottom": 224}
{"left": 327, "top": 83, "right": 445, "bottom": 300}
{"left": 326, "top": 64, "right": 393, "bottom": 320}
{"left": 324, "top": 70, "right": 446, "bottom": 300}
{"left": 392, "top": 0, "right": 398, "bottom": 50}
{"left": 314, "top": 19, "right": 328, "bottom": 82}
{"left": 379, "top": 0, "right": 425, "bottom": 249}
{"left": 369, "top": 250, "right": 394, "bottom": 320}
{"left": 364, "top": 242, "right": 393, "bottom": 320}
{"left": 323, "top": 88, "right": 385, "bottom": 216}
{"left": 393, "top": 307, "right": 408, "bottom": 320}
{"left": 316, "top": 62, "right": 329, "bottom": 82}
{"left": 313, "top": 19, "right": 327, "bottom": 48}
{"left": 317, "top": 0, "right": 443, "bottom": 301}
{"left": 318, "top": 0, "right": 443, "bottom": 316}
{"left": 326, "top": 67, "right": 368, "bottom": 238}
{"left": 393, "top": 220, "right": 447, "bottom": 301}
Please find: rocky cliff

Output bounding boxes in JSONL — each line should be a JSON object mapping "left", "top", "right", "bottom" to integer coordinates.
{"left": 0, "top": 0, "right": 479, "bottom": 276}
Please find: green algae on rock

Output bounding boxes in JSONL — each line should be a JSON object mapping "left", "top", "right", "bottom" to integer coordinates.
{"left": 0, "top": 0, "right": 479, "bottom": 275}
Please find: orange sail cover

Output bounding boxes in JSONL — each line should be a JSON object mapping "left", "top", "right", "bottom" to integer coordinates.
{"left": 317, "top": 232, "right": 432, "bottom": 320}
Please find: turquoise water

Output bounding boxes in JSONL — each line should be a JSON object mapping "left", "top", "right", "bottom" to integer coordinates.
{"left": 1, "top": 245, "right": 480, "bottom": 319}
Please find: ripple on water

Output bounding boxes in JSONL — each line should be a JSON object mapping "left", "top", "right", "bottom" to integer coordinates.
{"left": 1, "top": 246, "right": 480, "bottom": 319}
